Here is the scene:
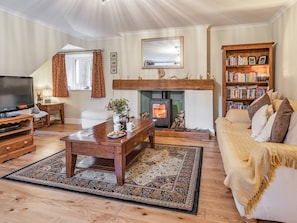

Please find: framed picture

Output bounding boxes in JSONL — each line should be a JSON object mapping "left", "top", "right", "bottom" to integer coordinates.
{"left": 110, "top": 59, "right": 117, "bottom": 67}
{"left": 111, "top": 67, "right": 117, "bottom": 74}
{"left": 248, "top": 56, "right": 256, "bottom": 65}
{"left": 110, "top": 52, "right": 117, "bottom": 59}
{"left": 258, "top": 55, "right": 267, "bottom": 64}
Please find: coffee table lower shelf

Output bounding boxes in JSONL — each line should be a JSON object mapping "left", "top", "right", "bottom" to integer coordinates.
{"left": 75, "top": 143, "right": 146, "bottom": 172}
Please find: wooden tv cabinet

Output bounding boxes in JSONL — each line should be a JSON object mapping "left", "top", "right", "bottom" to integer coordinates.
{"left": 0, "top": 114, "right": 36, "bottom": 163}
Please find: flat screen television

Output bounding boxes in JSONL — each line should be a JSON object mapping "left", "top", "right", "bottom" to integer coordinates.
{"left": 0, "top": 76, "right": 35, "bottom": 117}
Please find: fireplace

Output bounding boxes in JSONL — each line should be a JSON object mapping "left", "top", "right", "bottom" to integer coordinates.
{"left": 113, "top": 80, "right": 214, "bottom": 133}
{"left": 150, "top": 98, "right": 172, "bottom": 128}
{"left": 140, "top": 90, "right": 184, "bottom": 128}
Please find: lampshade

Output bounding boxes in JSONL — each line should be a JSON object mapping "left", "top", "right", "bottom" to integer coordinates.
{"left": 42, "top": 87, "right": 52, "bottom": 103}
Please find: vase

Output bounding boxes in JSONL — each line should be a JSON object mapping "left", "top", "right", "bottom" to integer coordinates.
{"left": 113, "top": 113, "right": 121, "bottom": 124}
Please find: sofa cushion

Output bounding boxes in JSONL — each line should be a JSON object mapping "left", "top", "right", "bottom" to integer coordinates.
{"left": 270, "top": 98, "right": 294, "bottom": 143}
{"left": 265, "top": 89, "right": 278, "bottom": 101}
{"left": 290, "top": 100, "right": 297, "bottom": 110}
{"left": 284, "top": 111, "right": 297, "bottom": 145}
{"left": 248, "top": 93, "right": 271, "bottom": 120}
{"left": 273, "top": 98, "right": 297, "bottom": 111}
{"left": 255, "top": 112, "right": 276, "bottom": 142}
{"left": 31, "top": 104, "right": 41, "bottom": 114}
{"left": 33, "top": 110, "right": 48, "bottom": 119}
{"left": 271, "top": 91, "right": 278, "bottom": 100}
{"left": 225, "top": 109, "right": 250, "bottom": 123}
{"left": 251, "top": 104, "right": 268, "bottom": 138}
{"left": 267, "top": 104, "right": 274, "bottom": 117}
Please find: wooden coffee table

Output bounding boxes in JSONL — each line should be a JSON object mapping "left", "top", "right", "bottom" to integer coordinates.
{"left": 60, "top": 119, "right": 155, "bottom": 186}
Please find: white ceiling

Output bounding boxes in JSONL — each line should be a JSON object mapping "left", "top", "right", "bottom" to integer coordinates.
{"left": 0, "top": 0, "right": 295, "bottom": 40}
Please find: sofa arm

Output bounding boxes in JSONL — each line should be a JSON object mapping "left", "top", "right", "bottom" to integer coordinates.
{"left": 225, "top": 109, "right": 250, "bottom": 124}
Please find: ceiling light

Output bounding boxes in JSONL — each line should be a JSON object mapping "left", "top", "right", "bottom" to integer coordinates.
{"left": 101, "top": 0, "right": 110, "bottom": 5}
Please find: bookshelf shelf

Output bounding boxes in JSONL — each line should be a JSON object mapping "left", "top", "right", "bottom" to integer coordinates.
{"left": 226, "top": 98, "right": 256, "bottom": 101}
{"left": 226, "top": 82, "right": 269, "bottom": 85}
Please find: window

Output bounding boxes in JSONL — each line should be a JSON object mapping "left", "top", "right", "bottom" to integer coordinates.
{"left": 65, "top": 53, "right": 93, "bottom": 90}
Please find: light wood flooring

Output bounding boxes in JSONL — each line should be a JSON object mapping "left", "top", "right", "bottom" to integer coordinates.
{"left": 0, "top": 124, "right": 276, "bottom": 223}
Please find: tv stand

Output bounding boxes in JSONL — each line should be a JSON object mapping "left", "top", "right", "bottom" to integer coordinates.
{"left": 0, "top": 115, "right": 36, "bottom": 163}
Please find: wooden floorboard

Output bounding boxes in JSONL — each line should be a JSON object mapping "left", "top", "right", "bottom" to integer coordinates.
{"left": 0, "top": 124, "right": 277, "bottom": 223}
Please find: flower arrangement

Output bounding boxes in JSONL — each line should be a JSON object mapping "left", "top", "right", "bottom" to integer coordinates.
{"left": 106, "top": 98, "right": 129, "bottom": 114}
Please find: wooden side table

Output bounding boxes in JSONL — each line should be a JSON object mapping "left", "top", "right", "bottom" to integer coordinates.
{"left": 37, "top": 102, "right": 64, "bottom": 127}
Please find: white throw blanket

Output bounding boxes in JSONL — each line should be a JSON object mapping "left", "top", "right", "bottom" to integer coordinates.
{"left": 216, "top": 117, "right": 297, "bottom": 215}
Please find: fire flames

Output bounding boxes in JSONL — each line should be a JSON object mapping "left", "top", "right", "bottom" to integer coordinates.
{"left": 152, "top": 104, "right": 167, "bottom": 118}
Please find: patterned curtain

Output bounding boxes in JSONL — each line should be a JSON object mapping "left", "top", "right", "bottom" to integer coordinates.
{"left": 52, "top": 54, "right": 69, "bottom": 97}
{"left": 91, "top": 51, "right": 106, "bottom": 98}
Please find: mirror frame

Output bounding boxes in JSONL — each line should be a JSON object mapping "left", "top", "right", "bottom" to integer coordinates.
{"left": 141, "top": 36, "right": 184, "bottom": 69}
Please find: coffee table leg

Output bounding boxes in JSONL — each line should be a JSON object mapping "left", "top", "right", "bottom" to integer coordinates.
{"left": 149, "top": 128, "right": 155, "bottom": 148}
{"left": 65, "top": 142, "right": 77, "bottom": 177}
{"left": 114, "top": 146, "right": 125, "bottom": 186}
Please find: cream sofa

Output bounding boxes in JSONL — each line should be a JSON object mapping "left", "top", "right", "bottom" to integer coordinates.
{"left": 216, "top": 98, "right": 297, "bottom": 223}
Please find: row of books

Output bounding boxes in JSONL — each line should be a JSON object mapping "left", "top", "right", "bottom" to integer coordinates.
{"left": 226, "top": 71, "right": 269, "bottom": 83}
{"left": 226, "top": 56, "right": 249, "bottom": 66}
{"left": 226, "top": 85, "right": 268, "bottom": 99}
{"left": 226, "top": 101, "right": 249, "bottom": 111}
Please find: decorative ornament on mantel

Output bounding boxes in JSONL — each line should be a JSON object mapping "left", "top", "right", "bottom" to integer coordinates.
{"left": 158, "top": 68, "right": 166, "bottom": 79}
{"left": 158, "top": 70, "right": 192, "bottom": 80}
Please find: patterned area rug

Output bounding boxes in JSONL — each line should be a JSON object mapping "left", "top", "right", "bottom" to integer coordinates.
{"left": 2, "top": 144, "right": 203, "bottom": 214}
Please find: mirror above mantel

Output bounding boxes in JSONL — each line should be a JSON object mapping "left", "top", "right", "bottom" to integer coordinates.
{"left": 141, "top": 36, "right": 184, "bottom": 69}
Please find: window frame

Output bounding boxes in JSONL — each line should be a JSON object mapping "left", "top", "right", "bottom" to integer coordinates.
{"left": 65, "top": 53, "right": 93, "bottom": 90}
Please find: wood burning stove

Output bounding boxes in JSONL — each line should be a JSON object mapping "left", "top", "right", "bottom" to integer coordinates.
{"left": 149, "top": 98, "right": 172, "bottom": 128}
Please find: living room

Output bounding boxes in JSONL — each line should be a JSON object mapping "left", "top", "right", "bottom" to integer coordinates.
{"left": 1, "top": 1, "right": 297, "bottom": 222}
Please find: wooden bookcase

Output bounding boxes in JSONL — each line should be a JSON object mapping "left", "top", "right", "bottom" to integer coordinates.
{"left": 0, "top": 115, "right": 36, "bottom": 163}
{"left": 221, "top": 42, "right": 274, "bottom": 116}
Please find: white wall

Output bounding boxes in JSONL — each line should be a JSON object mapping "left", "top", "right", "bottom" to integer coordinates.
{"left": 31, "top": 38, "right": 116, "bottom": 123}
{"left": 31, "top": 26, "right": 214, "bottom": 130}
{"left": 0, "top": 9, "right": 84, "bottom": 76}
{"left": 185, "top": 90, "right": 213, "bottom": 131}
{"left": 271, "top": 2, "right": 297, "bottom": 100}
{"left": 208, "top": 1, "right": 297, "bottom": 119}
{"left": 209, "top": 24, "right": 273, "bottom": 118}
{"left": 86, "top": 26, "right": 208, "bottom": 80}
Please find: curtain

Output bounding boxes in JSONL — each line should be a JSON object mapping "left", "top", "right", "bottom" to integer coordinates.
{"left": 52, "top": 54, "right": 69, "bottom": 97}
{"left": 91, "top": 51, "right": 106, "bottom": 98}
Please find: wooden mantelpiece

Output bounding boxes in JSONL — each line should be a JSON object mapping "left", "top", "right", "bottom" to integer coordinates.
{"left": 113, "top": 79, "right": 214, "bottom": 90}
